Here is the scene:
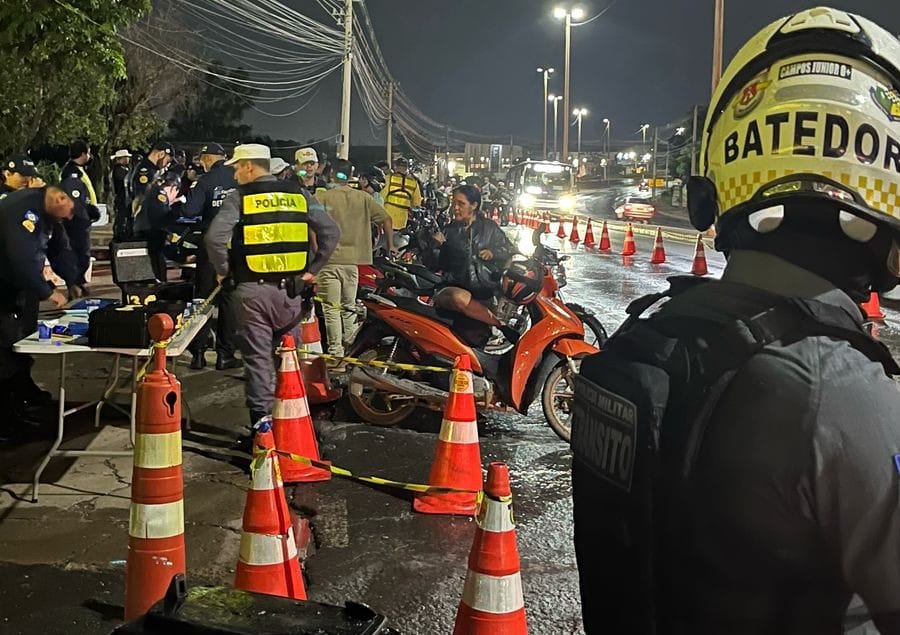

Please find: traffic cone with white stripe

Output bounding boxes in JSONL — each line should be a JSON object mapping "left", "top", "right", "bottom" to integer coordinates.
{"left": 621, "top": 223, "right": 637, "bottom": 256}
{"left": 598, "top": 220, "right": 611, "bottom": 252}
{"left": 583, "top": 218, "right": 596, "bottom": 249}
{"left": 453, "top": 462, "right": 527, "bottom": 634}
{"left": 650, "top": 227, "right": 666, "bottom": 264}
{"left": 273, "top": 335, "right": 331, "bottom": 483}
{"left": 543, "top": 213, "right": 551, "bottom": 234}
{"left": 299, "top": 307, "right": 341, "bottom": 404}
{"left": 861, "top": 291, "right": 886, "bottom": 321}
{"left": 569, "top": 216, "right": 580, "bottom": 243}
{"left": 125, "top": 314, "right": 186, "bottom": 620}
{"left": 556, "top": 217, "right": 567, "bottom": 239}
{"left": 691, "top": 234, "right": 709, "bottom": 276}
{"left": 414, "top": 355, "right": 482, "bottom": 516}
{"left": 492, "top": 206, "right": 500, "bottom": 224}
{"left": 235, "top": 419, "right": 306, "bottom": 600}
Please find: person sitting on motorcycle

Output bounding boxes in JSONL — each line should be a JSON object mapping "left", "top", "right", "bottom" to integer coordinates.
{"left": 432, "top": 184, "right": 519, "bottom": 343}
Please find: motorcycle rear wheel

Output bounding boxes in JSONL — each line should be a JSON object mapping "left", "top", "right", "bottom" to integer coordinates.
{"left": 541, "top": 360, "right": 579, "bottom": 442}
{"left": 348, "top": 344, "right": 418, "bottom": 427}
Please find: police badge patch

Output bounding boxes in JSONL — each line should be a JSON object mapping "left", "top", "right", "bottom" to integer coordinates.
{"left": 139, "top": 175, "right": 149, "bottom": 184}
{"left": 22, "top": 220, "right": 35, "bottom": 233}
{"left": 24, "top": 211, "right": 37, "bottom": 222}
{"left": 157, "top": 193, "right": 166, "bottom": 203}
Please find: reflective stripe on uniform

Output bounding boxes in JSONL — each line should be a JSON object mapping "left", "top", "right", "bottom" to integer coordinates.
{"left": 133, "top": 431, "right": 182, "bottom": 469}
{"left": 273, "top": 397, "right": 310, "bottom": 421}
{"left": 477, "top": 499, "right": 515, "bottom": 533}
{"left": 243, "top": 222, "right": 309, "bottom": 245}
{"left": 239, "top": 529, "right": 297, "bottom": 565}
{"left": 242, "top": 192, "right": 307, "bottom": 215}
{"left": 460, "top": 571, "right": 525, "bottom": 613}
{"left": 246, "top": 252, "right": 308, "bottom": 274}
{"left": 439, "top": 419, "right": 479, "bottom": 444}
{"left": 129, "top": 500, "right": 184, "bottom": 539}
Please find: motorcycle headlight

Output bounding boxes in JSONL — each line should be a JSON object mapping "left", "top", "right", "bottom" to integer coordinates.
{"left": 559, "top": 195, "right": 576, "bottom": 211}
{"left": 518, "top": 193, "right": 536, "bottom": 207}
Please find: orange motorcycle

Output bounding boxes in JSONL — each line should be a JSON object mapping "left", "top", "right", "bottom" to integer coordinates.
{"left": 346, "top": 235, "right": 601, "bottom": 441}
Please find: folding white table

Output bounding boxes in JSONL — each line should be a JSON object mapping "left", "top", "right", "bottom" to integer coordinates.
{"left": 14, "top": 309, "right": 211, "bottom": 501}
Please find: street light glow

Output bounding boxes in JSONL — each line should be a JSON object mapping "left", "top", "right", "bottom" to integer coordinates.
{"left": 548, "top": 93, "right": 556, "bottom": 102}
{"left": 572, "top": 7, "right": 585, "bottom": 20}
{"left": 602, "top": 118, "right": 610, "bottom": 123}
{"left": 553, "top": 6, "right": 567, "bottom": 19}
{"left": 573, "top": 107, "right": 588, "bottom": 116}
{"left": 676, "top": 126, "right": 686, "bottom": 135}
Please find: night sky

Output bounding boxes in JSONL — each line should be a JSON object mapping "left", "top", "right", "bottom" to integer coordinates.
{"left": 243, "top": 1, "right": 900, "bottom": 147}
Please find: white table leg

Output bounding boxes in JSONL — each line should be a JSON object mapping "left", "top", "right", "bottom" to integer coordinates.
{"left": 94, "top": 354, "right": 121, "bottom": 428}
{"left": 30, "top": 353, "right": 68, "bottom": 503}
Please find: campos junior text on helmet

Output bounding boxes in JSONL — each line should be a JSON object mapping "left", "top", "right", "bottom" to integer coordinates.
{"left": 697, "top": 7, "right": 900, "bottom": 241}
{"left": 501, "top": 259, "right": 543, "bottom": 305}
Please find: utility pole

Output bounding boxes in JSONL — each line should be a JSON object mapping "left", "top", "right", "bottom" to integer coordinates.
{"left": 337, "top": 0, "right": 353, "bottom": 159}
{"left": 561, "top": 12, "right": 572, "bottom": 162}
{"left": 711, "top": 0, "right": 725, "bottom": 93}
{"left": 386, "top": 81, "right": 394, "bottom": 165}
{"left": 690, "top": 104, "right": 700, "bottom": 175}
{"left": 651, "top": 127, "right": 659, "bottom": 198}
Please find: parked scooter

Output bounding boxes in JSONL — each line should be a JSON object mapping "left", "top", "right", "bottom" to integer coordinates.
{"left": 346, "top": 230, "right": 602, "bottom": 441}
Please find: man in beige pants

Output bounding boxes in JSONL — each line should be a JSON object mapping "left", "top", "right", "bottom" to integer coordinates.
{"left": 316, "top": 159, "right": 394, "bottom": 366}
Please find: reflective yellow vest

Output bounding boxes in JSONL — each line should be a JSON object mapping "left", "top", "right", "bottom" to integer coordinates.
{"left": 384, "top": 174, "right": 419, "bottom": 229}
{"left": 232, "top": 180, "right": 310, "bottom": 282}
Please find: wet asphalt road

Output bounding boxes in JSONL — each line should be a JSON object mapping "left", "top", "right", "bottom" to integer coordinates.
{"left": 1, "top": 186, "right": 898, "bottom": 634}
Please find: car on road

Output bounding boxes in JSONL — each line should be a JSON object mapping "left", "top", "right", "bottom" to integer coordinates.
{"left": 614, "top": 195, "right": 657, "bottom": 223}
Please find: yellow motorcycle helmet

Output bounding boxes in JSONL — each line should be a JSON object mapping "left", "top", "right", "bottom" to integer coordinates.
{"left": 688, "top": 7, "right": 900, "bottom": 280}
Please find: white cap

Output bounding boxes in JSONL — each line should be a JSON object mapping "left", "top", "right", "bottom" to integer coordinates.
{"left": 110, "top": 149, "right": 132, "bottom": 160}
{"left": 294, "top": 147, "right": 318, "bottom": 164}
{"left": 269, "top": 157, "right": 290, "bottom": 175}
{"left": 225, "top": 143, "right": 271, "bottom": 166}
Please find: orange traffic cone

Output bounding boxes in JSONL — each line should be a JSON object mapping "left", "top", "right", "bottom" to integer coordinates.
{"left": 125, "top": 315, "right": 186, "bottom": 621}
{"left": 569, "top": 216, "right": 580, "bottom": 243}
{"left": 452, "top": 462, "right": 527, "bottom": 635}
{"left": 273, "top": 335, "right": 331, "bottom": 483}
{"left": 598, "top": 220, "right": 611, "bottom": 252}
{"left": 543, "top": 213, "right": 551, "bottom": 234}
{"left": 556, "top": 217, "right": 567, "bottom": 239}
{"left": 414, "top": 355, "right": 482, "bottom": 516}
{"left": 691, "top": 234, "right": 709, "bottom": 276}
{"left": 299, "top": 308, "right": 341, "bottom": 405}
{"left": 650, "top": 227, "right": 666, "bottom": 264}
{"left": 861, "top": 291, "right": 886, "bottom": 321}
{"left": 621, "top": 223, "right": 636, "bottom": 256}
{"left": 583, "top": 218, "right": 596, "bottom": 249}
{"left": 235, "top": 420, "right": 306, "bottom": 600}
{"left": 492, "top": 206, "right": 500, "bottom": 224}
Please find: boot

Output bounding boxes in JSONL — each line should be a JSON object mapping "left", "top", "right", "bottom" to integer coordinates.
{"left": 215, "top": 355, "right": 243, "bottom": 371}
{"left": 190, "top": 350, "right": 207, "bottom": 370}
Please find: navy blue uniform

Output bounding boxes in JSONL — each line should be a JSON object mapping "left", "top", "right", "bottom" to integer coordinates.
{"left": 135, "top": 184, "right": 173, "bottom": 281}
{"left": 59, "top": 175, "right": 98, "bottom": 286}
{"left": 181, "top": 160, "right": 239, "bottom": 362}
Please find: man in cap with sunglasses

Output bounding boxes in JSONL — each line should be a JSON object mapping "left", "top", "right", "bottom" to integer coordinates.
{"left": 572, "top": 8, "right": 900, "bottom": 634}
{"left": 181, "top": 142, "right": 242, "bottom": 370}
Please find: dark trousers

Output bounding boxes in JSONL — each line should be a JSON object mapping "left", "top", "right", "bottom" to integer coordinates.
{"left": 113, "top": 197, "right": 133, "bottom": 241}
{"left": 0, "top": 291, "right": 39, "bottom": 394}
{"left": 188, "top": 250, "right": 237, "bottom": 358}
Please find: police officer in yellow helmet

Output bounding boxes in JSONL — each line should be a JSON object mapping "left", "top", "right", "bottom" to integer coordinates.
{"left": 572, "top": 8, "right": 900, "bottom": 634}
{"left": 205, "top": 144, "right": 340, "bottom": 439}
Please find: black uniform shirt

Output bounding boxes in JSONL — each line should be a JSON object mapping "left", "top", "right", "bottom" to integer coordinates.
{"left": 129, "top": 157, "right": 158, "bottom": 201}
{"left": 180, "top": 160, "right": 236, "bottom": 231}
{"left": 0, "top": 189, "right": 59, "bottom": 300}
{"left": 134, "top": 184, "right": 172, "bottom": 235}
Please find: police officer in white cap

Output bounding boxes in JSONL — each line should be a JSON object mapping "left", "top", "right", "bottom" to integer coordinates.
{"left": 205, "top": 143, "right": 340, "bottom": 438}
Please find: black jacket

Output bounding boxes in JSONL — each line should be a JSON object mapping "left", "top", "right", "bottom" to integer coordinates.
{"left": 134, "top": 184, "right": 173, "bottom": 235}
{"left": 179, "top": 160, "right": 237, "bottom": 231}
{"left": 0, "top": 189, "right": 76, "bottom": 301}
{"left": 438, "top": 214, "right": 511, "bottom": 294}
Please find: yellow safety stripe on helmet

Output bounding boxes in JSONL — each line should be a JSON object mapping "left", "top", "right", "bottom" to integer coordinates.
{"left": 242, "top": 192, "right": 308, "bottom": 215}
{"left": 243, "top": 222, "right": 309, "bottom": 246}
{"left": 246, "top": 252, "right": 308, "bottom": 274}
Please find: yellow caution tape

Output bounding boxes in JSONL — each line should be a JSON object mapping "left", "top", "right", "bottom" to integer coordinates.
{"left": 288, "top": 345, "right": 451, "bottom": 374}
{"left": 252, "top": 446, "right": 483, "bottom": 502}
{"left": 136, "top": 285, "right": 222, "bottom": 381}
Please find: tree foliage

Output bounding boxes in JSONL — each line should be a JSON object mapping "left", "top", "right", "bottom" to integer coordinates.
{"left": 0, "top": 0, "right": 150, "bottom": 157}
{"left": 168, "top": 63, "right": 257, "bottom": 143}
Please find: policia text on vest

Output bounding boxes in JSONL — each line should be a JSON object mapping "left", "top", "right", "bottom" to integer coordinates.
{"left": 232, "top": 186, "right": 310, "bottom": 283}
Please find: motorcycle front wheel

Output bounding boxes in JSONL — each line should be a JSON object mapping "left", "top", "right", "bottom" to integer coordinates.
{"left": 347, "top": 344, "right": 417, "bottom": 427}
{"left": 541, "top": 360, "right": 579, "bottom": 442}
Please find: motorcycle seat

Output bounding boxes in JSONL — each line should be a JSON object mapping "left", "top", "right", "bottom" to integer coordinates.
{"left": 389, "top": 296, "right": 491, "bottom": 348}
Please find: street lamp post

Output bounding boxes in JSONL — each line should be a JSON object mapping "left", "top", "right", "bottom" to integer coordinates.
{"left": 602, "top": 117, "right": 610, "bottom": 182}
{"left": 536, "top": 67, "right": 555, "bottom": 159}
{"left": 573, "top": 107, "right": 588, "bottom": 156}
{"left": 550, "top": 94, "right": 563, "bottom": 158}
{"left": 712, "top": 0, "right": 725, "bottom": 92}
{"left": 554, "top": 5, "right": 585, "bottom": 163}
{"left": 640, "top": 123, "right": 650, "bottom": 149}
